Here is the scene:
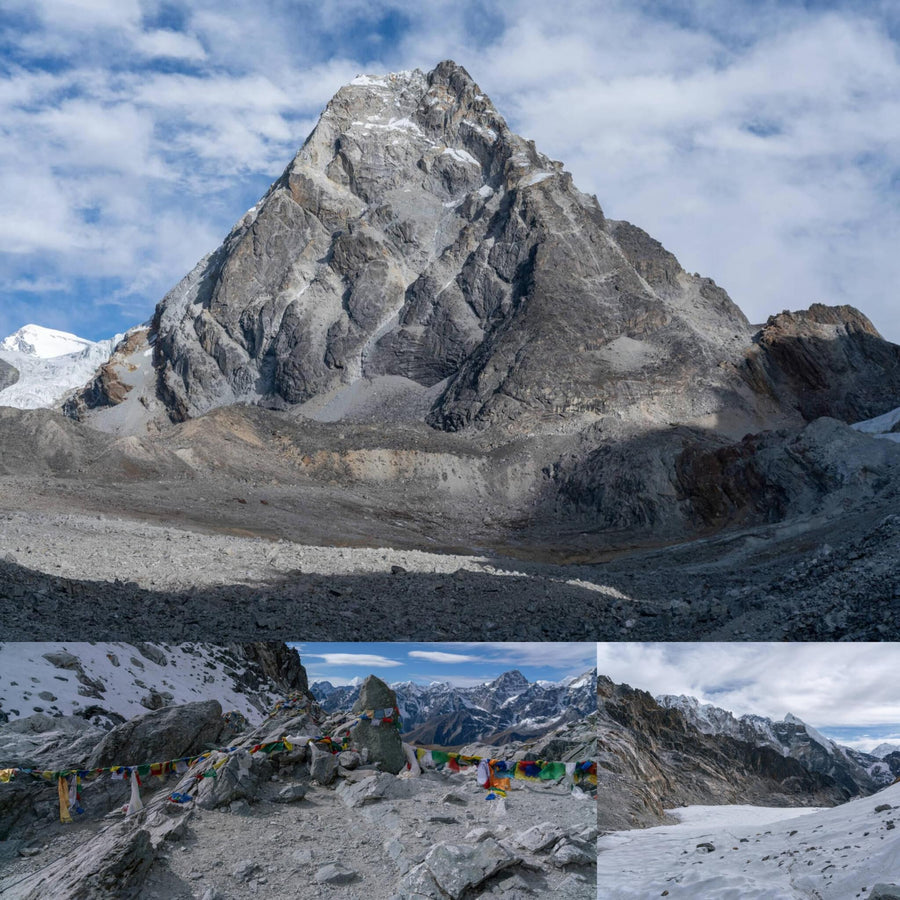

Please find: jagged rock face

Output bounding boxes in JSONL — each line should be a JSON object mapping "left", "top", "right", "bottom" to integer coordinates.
{"left": 743, "top": 305, "right": 900, "bottom": 423}
{"left": 113, "top": 60, "right": 774, "bottom": 437}
{"left": 234, "top": 642, "right": 310, "bottom": 697}
{"left": 597, "top": 676, "right": 849, "bottom": 831}
{"left": 0, "top": 357, "right": 19, "bottom": 391}
{"left": 659, "top": 695, "right": 883, "bottom": 796}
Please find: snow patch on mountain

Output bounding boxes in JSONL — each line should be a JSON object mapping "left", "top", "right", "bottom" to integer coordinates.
{"left": 0, "top": 643, "right": 285, "bottom": 728}
{"left": 0, "top": 325, "right": 120, "bottom": 409}
{"left": 852, "top": 404, "right": 900, "bottom": 442}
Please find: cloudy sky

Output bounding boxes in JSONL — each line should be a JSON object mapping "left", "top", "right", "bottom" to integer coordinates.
{"left": 599, "top": 642, "right": 900, "bottom": 751}
{"left": 294, "top": 641, "right": 596, "bottom": 688}
{"left": 1, "top": 0, "right": 898, "bottom": 343}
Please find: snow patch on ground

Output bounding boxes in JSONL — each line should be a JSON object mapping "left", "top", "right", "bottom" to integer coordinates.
{"left": 597, "top": 788, "right": 900, "bottom": 899}
{"left": 852, "top": 405, "right": 900, "bottom": 440}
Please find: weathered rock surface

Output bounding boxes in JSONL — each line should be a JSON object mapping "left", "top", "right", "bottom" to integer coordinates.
{"left": 0, "top": 357, "right": 19, "bottom": 391}
{"left": 596, "top": 676, "right": 850, "bottom": 831}
{"left": 351, "top": 675, "right": 406, "bottom": 774}
{"left": 87, "top": 700, "right": 224, "bottom": 769}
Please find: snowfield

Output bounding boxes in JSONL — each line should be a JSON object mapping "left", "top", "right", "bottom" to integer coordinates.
{"left": 597, "top": 787, "right": 900, "bottom": 899}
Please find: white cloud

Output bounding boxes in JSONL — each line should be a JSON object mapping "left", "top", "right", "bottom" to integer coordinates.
{"left": 598, "top": 643, "right": 900, "bottom": 729}
{"left": 310, "top": 653, "right": 403, "bottom": 668}
{"left": 134, "top": 29, "right": 207, "bottom": 61}
{"left": 454, "top": 642, "right": 597, "bottom": 670}
{"left": 408, "top": 651, "right": 480, "bottom": 663}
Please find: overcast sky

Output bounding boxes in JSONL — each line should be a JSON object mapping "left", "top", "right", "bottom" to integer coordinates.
{"left": 1, "top": 0, "right": 898, "bottom": 343}
{"left": 599, "top": 642, "right": 900, "bottom": 751}
{"left": 294, "top": 641, "right": 596, "bottom": 689}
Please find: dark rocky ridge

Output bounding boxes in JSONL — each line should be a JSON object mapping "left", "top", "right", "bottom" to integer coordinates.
{"left": 75, "top": 61, "right": 900, "bottom": 440}
{"left": 597, "top": 676, "right": 853, "bottom": 832}
{"left": 0, "top": 357, "right": 19, "bottom": 392}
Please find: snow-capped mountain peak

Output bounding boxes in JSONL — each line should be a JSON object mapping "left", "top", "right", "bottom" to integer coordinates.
{"left": 872, "top": 742, "right": 900, "bottom": 758}
{"left": 0, "top": 325, "right": 123, "bottom": 409}
{"left": 0, "top": 324, "right": 95, "bottom": 359}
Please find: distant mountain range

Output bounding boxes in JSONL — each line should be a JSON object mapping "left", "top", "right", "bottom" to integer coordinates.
{"left": 312, "top": 668, "right": 596, "bottom": 747}
{"left": 657, "top": 693, "right": 900, "bottom": 796}
{"left": 598, "top": 675, "right": 900, "bottom": 832}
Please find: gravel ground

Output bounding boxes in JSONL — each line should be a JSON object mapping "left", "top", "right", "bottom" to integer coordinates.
{"left": 0, "top": 765, "right": 596, "bottom": 899}
{"left": 1, "top": 479, "right": 897, "bottom": 641}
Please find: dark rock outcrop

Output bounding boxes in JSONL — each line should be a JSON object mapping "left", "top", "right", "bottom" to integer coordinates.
{"left": 597, "top": 676, "right": 850, "bottom": 831}
{"left": 87, "top": 700, "right": 224, "bottom": 769}
{"left": 0, "top": 357, "right": 19, "bottom": 392}
{"left": 350, "top": 675, "right": 405, "bottom": 774}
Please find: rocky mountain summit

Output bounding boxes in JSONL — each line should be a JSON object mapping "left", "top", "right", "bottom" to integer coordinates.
{"left": 597, "top": 676, "right": 870, "bottom": 832}
{"left": 2, "top": 61, "right": 900, "bottom": 639}
{"left": 657, "top": 694, "right": 900, "bottom": 795}
{"left": 0, "top": 670, "right": 596, "bottom": 899}
{"left": 313, "top": 668, "right": 596, "bottom": 747}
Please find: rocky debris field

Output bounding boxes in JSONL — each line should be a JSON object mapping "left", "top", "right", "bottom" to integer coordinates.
{"left": 0, "top": 501, "right": 897, "bottom": 641}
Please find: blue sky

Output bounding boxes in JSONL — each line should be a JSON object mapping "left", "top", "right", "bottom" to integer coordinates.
{"left": 292, "top": 641, "right": 596, "bottom": 689}
{"left": 599, "top": 642, "right": 900, "bottom": 752}
{"left": 1, "top": 0, "right": 898, "bottom": 343}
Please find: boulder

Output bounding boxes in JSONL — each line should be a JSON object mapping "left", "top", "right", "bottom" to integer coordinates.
{"left": 869, "top": 887, "right": 900, "bottom": 900}
{"left": 399, "top": 839, "right": 520, "bottom": 900}
{"left": 194, "top": 749, "right": 268, "bottom": 809}
{"left": 350, "top": 676, "right": 405, "bottom": 775}
{"left": 308, "top": 743, "right": 337, "bottom": 785}
{"left": 87, "top": 700, "right": 223, "bottom": 769}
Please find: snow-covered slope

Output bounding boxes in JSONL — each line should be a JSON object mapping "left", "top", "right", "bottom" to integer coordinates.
{"left": 873, "top": 742, "right": 900, "bottom": 758}
{"left": 0, "top": 643, "right": 300, "bottom": 729}
{"left": 597, "top": 783, "right": 900, "bottom": 898}
{"left": 0, "top": 325, "right": 121, "bottom": 409}
{"left": 852, "top": 404, "right": 900, "bottom": 442}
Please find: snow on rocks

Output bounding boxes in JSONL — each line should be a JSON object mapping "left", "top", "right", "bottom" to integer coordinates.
{"left": 0, "top": 325, "right": 120, "bottom": 409}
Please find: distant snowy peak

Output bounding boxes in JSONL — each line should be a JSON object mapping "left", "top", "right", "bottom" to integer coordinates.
{"left": 0, "top": 324, "right": 95, "bottom": 358}
{"left": 312, "top": 669, "right": 597, "bottom": 743}
{"left": 657, "top": 693, "right": 892, "bottom": 794}
{"left": 0, "top": 325, "right": 123, "bottom": 410}
{"left": 872, "top": 742, "right": 900, "bottom": 758}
